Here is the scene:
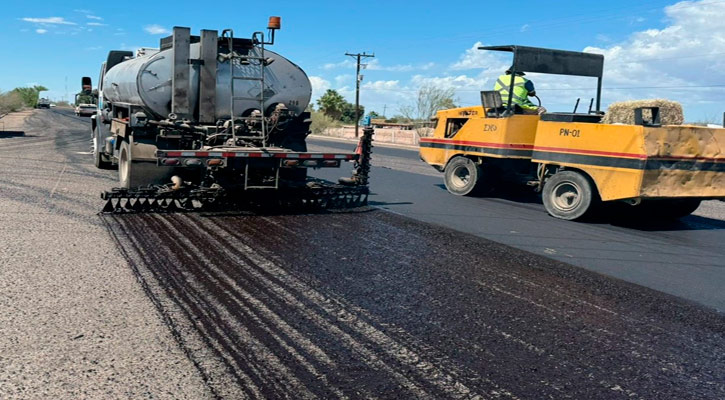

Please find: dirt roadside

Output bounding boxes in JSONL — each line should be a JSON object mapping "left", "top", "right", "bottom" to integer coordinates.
{"left": 0, "top": 109, "right": 212, "bottom": 399}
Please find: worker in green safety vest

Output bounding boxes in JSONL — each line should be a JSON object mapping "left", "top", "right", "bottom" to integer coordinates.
{"left": 494, "top": 67, "right": 546, "bottom": 115}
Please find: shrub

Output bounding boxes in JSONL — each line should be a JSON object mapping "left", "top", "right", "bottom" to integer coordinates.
{"left": 310, "top": 111, "right": 341, "bottom": 134}
{"left": 0, "top": 91, "right": 25, "bottom": 115}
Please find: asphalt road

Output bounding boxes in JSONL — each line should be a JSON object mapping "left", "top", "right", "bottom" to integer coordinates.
{"left": 307, "top": 136, "right": 725, "bottom": 312}
{"left": 2, "top": 109, "right": 725, "bottom": 399}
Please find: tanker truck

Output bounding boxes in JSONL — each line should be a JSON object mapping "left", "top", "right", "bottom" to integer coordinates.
{"left": 87, "top": 18, "right": 372, "bottom": 212}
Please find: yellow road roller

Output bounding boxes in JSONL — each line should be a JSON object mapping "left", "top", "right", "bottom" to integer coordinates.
{"left": 419, "top": 45, "right": 725, "bottom": 220}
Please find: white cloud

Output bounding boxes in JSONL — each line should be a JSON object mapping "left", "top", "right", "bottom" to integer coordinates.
{"left": 308, "top": 76, "right": 331, "bottom": 102}
{"left": 35, "top": 29, "right": 47, "bottom": 34}
{"left": 520, "top": 24, "right": 530, "bottom": 32}
{"left": 596, "top": 34, "right": 612, "bottom": 43}
{"left": 87, "top": 22, "right": 106, "bottom": 26}
{"left": 583, "top": 0, "right": 725, "bottom": 118}
{"left": 334, "top": 74, "right": 353, "bottom": 87}
{"left": 119, "top": 43, "right": 143, "bottom": 54}
{"left": 144, "top": 24, "right": 170, "bottom": 35}
{"left": 309, "top": 1, "right": 725, "bottom": 120}
{"left": 362, "top": 80, "right": 401, "bottom": 91}
{"left": 73, "top": 9, "right": 92, "bottom": 14}
{"left": 21, "top": 17, "right": 76, "bottom": 25}
{"left": 366, "top": 59, "right": 412, "bottom": 71}
{"left": 411, "top": 74, "right": 490, "bottom": 91}
{"left": 322, "top": 59, "right": 355, "bottom": 70}
{"left": 449, "top": 41, "right": 510, "bottom": 71}
{"left": 366, "top": 59, "right": 436, "bottom": 72}
{"left": 86, "top": 15, "right": 103, "bottom": 20}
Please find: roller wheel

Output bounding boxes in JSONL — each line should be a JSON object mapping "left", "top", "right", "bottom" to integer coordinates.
{"left": 543, "top": 170, "right": 597, "bottom": 221}
{"left": 92, "top": 126, "right": 113, "bottom": 169}
{"left": 444, "top": 157, "right": 486, "bottom": 196}
{"left": 118, "top": 140, "right": 172, "bottom": 188}
{"left": 634, "top": 199, "right": 702, "bottom": 220}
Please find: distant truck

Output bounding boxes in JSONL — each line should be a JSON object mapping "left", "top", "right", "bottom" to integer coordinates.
{"left": 420, "top": 45, "right": 725, "bottom": 221}
{"left": 36, "top": 98, "right": 50, "bottom": 109}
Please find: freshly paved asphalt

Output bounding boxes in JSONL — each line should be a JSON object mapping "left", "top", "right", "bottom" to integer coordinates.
{"left": 103, "top": 209, "right": 725, "bottom": 399}
{"left": 307, "top": 136, "right": 725, "bottom": 312}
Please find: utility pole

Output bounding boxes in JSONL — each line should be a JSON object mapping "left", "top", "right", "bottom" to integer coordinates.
{"left": 345, "top": 52, "right": 374, "bottom": 137}
{"left": 382, "top": 104, "right": 387, "bottom": 118}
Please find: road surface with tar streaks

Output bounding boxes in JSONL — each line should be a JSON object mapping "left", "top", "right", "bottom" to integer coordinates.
{"left": 102, "top": 209, "right": 725, "bottom": 399}
{"left": 307, "top": 136, "right": 725, "bottom": 312}
{"left": 2, "top": 109, "right": 725, "bottom": 399}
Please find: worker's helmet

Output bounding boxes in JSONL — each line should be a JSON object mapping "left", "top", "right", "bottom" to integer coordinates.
{"left": 505, "top": 66, "right": 525, "bottom": 76}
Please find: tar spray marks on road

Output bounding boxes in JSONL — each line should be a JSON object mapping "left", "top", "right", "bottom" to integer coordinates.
{"left": 102, "top": 209, "right": 725, "bottom": 399}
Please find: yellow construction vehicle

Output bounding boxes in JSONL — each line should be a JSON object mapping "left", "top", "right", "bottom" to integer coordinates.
{"left": 419, "top": 45, "right": 725, "bottom": 220}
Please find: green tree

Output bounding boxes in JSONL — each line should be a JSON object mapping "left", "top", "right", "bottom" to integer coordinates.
{"left": 340, "top": 102, "right": 365, "bottom": 124}
{"left": 316, "top": 89, "right": 347, "bottom": 120}
{"left": 310, "top": 110, "right": 341, "bottom": 134}
{"left": 368, "top": 111, "right": 381, "bottom": 119}
{"left": 75, "top": 93, "right": 94, "bottom": 105}
{"left": 386, "top": 115, "right": 407, "bottom": 123}
{"left": 11, "top": 85, "right": 48, "bottom": 108}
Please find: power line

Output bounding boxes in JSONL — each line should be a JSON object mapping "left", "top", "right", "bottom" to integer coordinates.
{"left": 345, "top": 52, "right": 375, "bottom": 138}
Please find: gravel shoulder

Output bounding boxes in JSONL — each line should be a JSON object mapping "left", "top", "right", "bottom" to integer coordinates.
{"left": 0, "top": 109, "right": 211, "bottom": 399}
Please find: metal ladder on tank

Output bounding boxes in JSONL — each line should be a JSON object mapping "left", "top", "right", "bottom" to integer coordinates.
{"left": 221, "top": 29, "right": 267, "bottom": 147}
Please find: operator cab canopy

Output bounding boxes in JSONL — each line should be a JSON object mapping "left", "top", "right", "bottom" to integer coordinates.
{"left": 479, "top": 45, "right": 604, "bottom": 123}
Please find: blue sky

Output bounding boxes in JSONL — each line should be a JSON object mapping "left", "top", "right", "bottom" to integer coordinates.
{"left": 3, "top": 0, "right": 725, "bottom": 121}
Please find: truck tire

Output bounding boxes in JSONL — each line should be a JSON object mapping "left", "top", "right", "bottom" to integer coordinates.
{"left": 278, "top": 112, "right": 310, "bottom": 183}
{"left": 118, "top": 140, "right": 172, "bottom": 188}
{"left": 92, "top": 126, "right": 113, "bottom": 170}
{"left": 444, "top": 157, "right": 485, "bottom": 196}
{"left": 542, "top": 170, "right": 596, "bottom": 220}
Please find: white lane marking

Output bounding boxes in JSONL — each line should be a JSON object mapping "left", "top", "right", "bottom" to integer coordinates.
{"left": 49, "top": 163, "right": 67, "bottom": 198}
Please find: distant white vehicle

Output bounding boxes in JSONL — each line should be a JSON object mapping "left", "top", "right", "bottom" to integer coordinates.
{"left": 75, "top": 104, "right": 96, "bottom": 117}
{"left": 36, "top": 98, "right": 51, "bottom": 109}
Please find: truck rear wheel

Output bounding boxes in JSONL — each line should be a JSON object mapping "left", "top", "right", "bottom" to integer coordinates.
{"left": 92, "top": 126, "right": 113, "bottom": 170}
{"left": 444, "top": 157, "right": 485, "bottom": 196}
{"left": 118, "top": 140, "right": 172, "bottom": 188}
{"left": 543, "top": 170, "right": 596, "bottom": 220}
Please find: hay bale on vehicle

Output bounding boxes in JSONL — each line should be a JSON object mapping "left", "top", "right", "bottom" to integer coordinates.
{"left": 602, "top": 99, "right": 684, "bottom": 125}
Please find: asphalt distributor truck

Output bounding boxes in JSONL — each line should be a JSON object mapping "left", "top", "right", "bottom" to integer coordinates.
{"left": 85, "top": 17, "right": 372, "bottom": 212}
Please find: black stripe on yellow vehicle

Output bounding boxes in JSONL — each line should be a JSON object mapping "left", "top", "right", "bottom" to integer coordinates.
{"left": 533, "top": 150, "right": 725, "bottom": 172}
{"left": 419, "top": 140, "right": 533, "bottom": 158}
